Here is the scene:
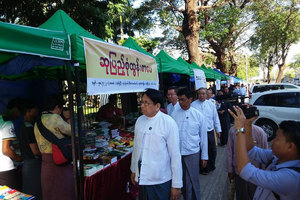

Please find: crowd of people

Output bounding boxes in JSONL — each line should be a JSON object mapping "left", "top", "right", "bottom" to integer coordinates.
{"left": 0, "top": 95, "right": 74, "bottom": 200}
{"left": 130, "top": 86, "right": 300, "bottom": 200}
{"left": 1, "top": 85, "right": 299, "bottom": 200}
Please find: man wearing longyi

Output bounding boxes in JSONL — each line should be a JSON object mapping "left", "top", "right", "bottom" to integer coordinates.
{"left": 130, "top": 89, "right": 182, "bottom": 200}
{"left": 228, "top": 106, "right": 300, "bottom": 200}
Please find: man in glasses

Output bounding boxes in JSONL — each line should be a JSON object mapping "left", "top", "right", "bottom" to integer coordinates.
{"left": 131, "top": 89, "right": 182, "bottom": 200}
{"left": 166, "top": 86, "right": 180, "bottom": 115}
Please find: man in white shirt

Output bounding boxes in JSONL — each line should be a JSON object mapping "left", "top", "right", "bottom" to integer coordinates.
{"left": 191, "top": 88, "right": 222, "bottom": 174}
{"left": 131, "top": 89, "right": 182, "bottom": 200}
{"left": 166, "top": 86, "right": 180, "bottom": 115}
{"left": 239, "top": 84, "right": 247, "bottom": 104}
{"left": 171, "top": 87, "right": 208, "bottom": 200}
{"left": 0, "top": 98, "right": 23, "bottom": 190}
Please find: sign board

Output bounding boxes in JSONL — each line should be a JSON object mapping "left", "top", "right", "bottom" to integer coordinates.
{"left": 83, "top": 38, "right": 159, "bottom": 95}
{"left": 194, "top": 69, "right": 206, "bottom": 90}
{"left": 215, "top": 80, "right": 221, "bottom": 90}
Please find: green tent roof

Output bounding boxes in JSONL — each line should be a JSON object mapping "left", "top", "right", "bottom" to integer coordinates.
{"left": 156, "top": 50, "right": 190, "bottom": 75}
{"left": 206, "top": 66, "right": 228, "bottom": 80}
{"left": 39, "top": 9, "right": 104, "bottom": 64}
{"left": 190, "top": 62, "right": 214, "bottom": 80}
{"left": 123, "top": 37, "right": 161, "bottom": 70}
{"left": 178, "top": 57, "right": 215, "bottom": 79}
{"left": 0, "top": 21, "right": 71, "bottom": 63}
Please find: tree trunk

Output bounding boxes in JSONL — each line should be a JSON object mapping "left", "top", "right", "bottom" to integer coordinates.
{"left": 182, "top": 0, "right": 202, "bottom": 65}
{"left": 276, "top": 63, "right": 286, "bottom": 83}
{"left": 267, "top": 65, "right": 271, "bottom": 83}
{"left": 214, "top": 49, "right": 228, "bottom": 73}
{"left": 228, "top": 50, "right": 237, "bottom": 75}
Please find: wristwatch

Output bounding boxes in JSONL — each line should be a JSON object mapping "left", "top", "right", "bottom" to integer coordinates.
{"left": 236, "top": 128, "right": 245, "bottom": 135}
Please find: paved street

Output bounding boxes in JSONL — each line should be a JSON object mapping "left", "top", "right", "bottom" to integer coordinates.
{"left": 179, "top": 145, "right": 229, "bottom": 200}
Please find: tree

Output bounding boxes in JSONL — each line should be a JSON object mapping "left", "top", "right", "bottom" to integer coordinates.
{"left": 118, "top": 35, "right": 159, "bottom": 53}
{"left": 0, "top": 0, "right": 134, "bottom": 41}
{"left": 250, "top": 0, "right": 300, "bottom": 83}
{"left": 289, "top": 53, "right": 300, "bottom": 70}
{"left": 200, "top": 0, "right": 253, "bottom": 74}
{"left": 133, "top": 0, "right": 253, "bottom": 75}
{"left": 235, "top": 54, "right": 260, "bottom": 80}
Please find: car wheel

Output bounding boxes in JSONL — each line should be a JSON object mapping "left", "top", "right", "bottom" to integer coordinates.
{"left": 255, "top": 119, "right": 278, "bottom": 141}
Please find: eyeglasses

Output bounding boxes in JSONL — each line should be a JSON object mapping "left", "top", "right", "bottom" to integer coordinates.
{"left": 140, "top": 101, "right": 154, "bottom": 106}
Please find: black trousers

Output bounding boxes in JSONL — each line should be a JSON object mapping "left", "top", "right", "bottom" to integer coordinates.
{"left": 200, "top": 130, "right": 216, "bottom": 173}
{"left": 0, "top": 168, "right": 21, "bottom": 190}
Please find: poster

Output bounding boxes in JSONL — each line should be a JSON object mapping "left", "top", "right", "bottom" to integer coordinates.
{"left": 83, "top": 38, "right": 158, "bottom": 95}
{"left": 194, "top": 69, "right": 206, "bottom": 90}
{"left": 215, "top": 79, "right": 221, "bottom": 90}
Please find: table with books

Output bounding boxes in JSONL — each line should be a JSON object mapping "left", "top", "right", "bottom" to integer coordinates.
{"left": 83, "top": 121, "right": 138, "bottom": 200}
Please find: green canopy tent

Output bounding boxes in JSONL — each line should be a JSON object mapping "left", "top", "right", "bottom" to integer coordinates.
{"left": 177, "top": 57, "right": 215, "bottom": 80}
{"left": 122, "top": 37, "right": 161, "bottom": 71}
{"left": 200, "top": 64, "right": 223, "bottom": 80}
{"left": 156, "top": 50, "right": 190, "bottom": 75}
{"left": 190, "top": 62, "right": 214, "bottom": 80}
{"left": 206, "top": 66, "right": 229, "bottom": 80}
{"left": 0, "top": 21, "right": 70, "bottom": 62}
{"left": 0, "top": 21, "right": 71, "bottom": 80}
{"left": 39, "top": 9, "right": 104, "bottom": 65}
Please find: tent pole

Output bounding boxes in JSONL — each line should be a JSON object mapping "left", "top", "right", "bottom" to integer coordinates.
{"left": 66, "top": 61, "right": 80, "bottom": 200}
{"left": 74, "top": 62, "right": 84, "bottom": 200}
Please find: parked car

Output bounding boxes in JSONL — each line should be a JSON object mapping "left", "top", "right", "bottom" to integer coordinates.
{"left": 249, "top": 83, "right": 299, "bottom": 99}
{"left": 249, "top": 89, "right": 300, "bottom": 141}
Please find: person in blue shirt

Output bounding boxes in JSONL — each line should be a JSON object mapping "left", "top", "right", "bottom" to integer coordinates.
{"left": 229, "top": 106, "right": 300, "bottom": 200}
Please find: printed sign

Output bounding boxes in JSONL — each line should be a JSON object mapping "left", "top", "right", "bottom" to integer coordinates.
{"left": 83, "top": 38, "right": 159, "bottom": 95}
{"left": 194, "top": 69, "right": 206, "bottom": 90}
{"left": 51, "top": 38, "right": 65, "bottom": 51}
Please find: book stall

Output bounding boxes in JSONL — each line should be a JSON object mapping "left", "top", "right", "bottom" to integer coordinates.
{"left": 79, "top": 37, "right": 159, "bottom": 200}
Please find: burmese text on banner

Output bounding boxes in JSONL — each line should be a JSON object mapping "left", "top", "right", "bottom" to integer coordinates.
{"left": 83, "top": 37, "right": 159, "bottom": 95}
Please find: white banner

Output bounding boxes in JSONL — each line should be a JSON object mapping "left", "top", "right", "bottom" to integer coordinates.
{"left": 194, "top": 69, "right": 206, "bottom": 90}
{"left": 215, "top": 80, "right": 221, "bottom": 90}
{"left": 83, "top": 37, "right": 159, "bottom": 95}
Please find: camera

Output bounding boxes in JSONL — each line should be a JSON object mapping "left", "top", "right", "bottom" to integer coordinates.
{"left": 230, "top": 104, "right": 259, "bottom": 119}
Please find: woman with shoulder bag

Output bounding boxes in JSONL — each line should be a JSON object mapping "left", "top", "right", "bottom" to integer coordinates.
{"left": 34, "top": 95, "right": 74, "bottom": 200}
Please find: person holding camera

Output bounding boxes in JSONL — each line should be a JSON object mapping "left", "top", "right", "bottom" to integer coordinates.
{"left": 228, "top": 106, "right": 300, "bottom": 200}
{"left": 226, "top": 115, "right": 268, "bottom": 200}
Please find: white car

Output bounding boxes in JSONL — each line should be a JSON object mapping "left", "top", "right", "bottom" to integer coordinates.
{"left": 249, "top": 83, "right": 299, "bottom": 100}
{"left": 249, "top": 89, "right": 300, "bottom": 141}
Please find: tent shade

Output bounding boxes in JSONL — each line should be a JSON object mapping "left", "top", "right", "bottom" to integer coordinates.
{"left": 123, "top": 37, "right": 161, "bottom": 70}
{"left": 39, "top": 9, "right": 104, "bottom": 64}
{"left": 156, "top": 50, "right": 190, "bottom": 75}
{"left": 0, "top": 21, "right": 71, "bottom": 61}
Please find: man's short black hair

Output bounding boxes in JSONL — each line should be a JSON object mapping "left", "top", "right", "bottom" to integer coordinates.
{"left": 177, "top": 87, "right": 192, "bottom": 99}
{"left": 279, "top": 120, "right": 300, "bottom": 156}
{"left": 168, "top": 86, "right": 178, "bottom": 94}
{"left": 144, "top": 88, "right": 163, "bottom": 107}
{"left": 43, "top": 94, "right": 64, "bottom": 111}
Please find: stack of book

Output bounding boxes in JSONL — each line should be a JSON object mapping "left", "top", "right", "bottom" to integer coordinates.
{"left": 0, "top": 185, "right": 34, "bottom": 200}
